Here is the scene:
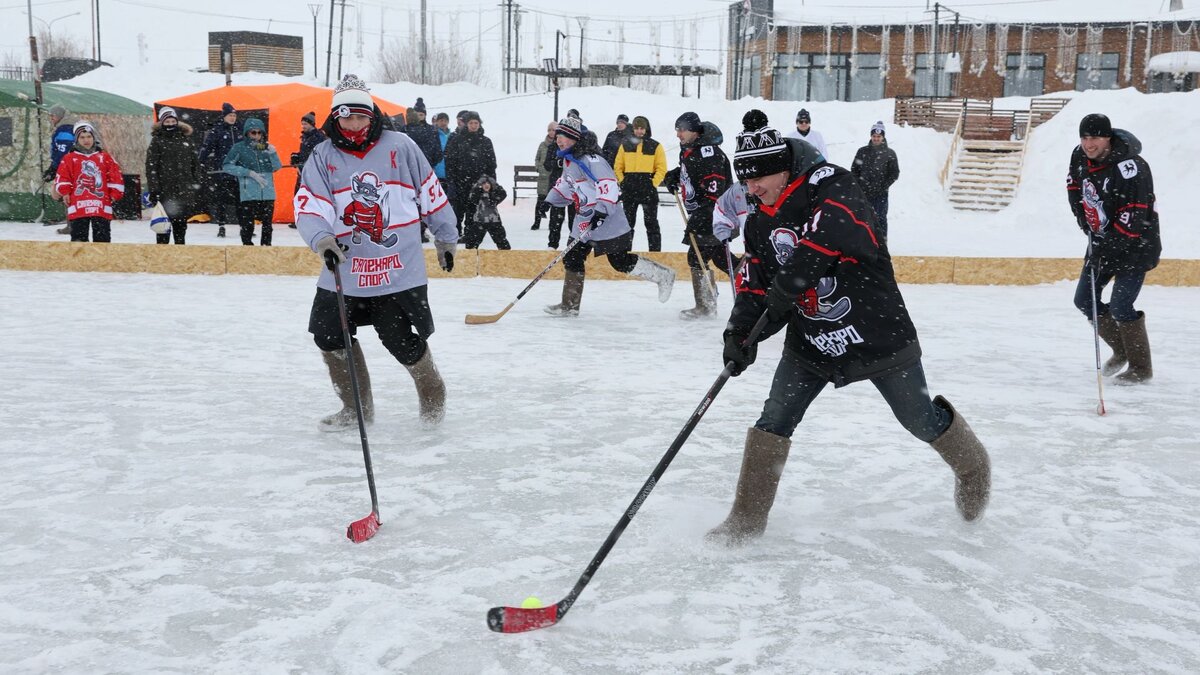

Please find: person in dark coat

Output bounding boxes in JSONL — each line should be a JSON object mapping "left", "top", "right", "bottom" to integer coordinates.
{"left": 198, "top": 102, "right": 242, "bottom": 237}
{"left": 463, "top": 175, "right": 511, "bottom": 250}
{"left": 850, "top": 121, "right": 900, "bottom": 239}
{"left": 1067, "top": 113, "right": 1162, "bottom": 385}
{"left": 443, "top": 111, "right": 497, "bottom": 236}
{"left": 145, "top": 106, "right": 204, "bottom": 245}
{"left": 708, "top": 110, "right": 991, "bottom": 547}
{"left": 400, "top": 99, "right": 443, "bottom": 168}
{"left": 663, "top": 112, "right": 734, "bottom": 319}
{"left": 601, "top": 113, "right": 632, "bottom": 167}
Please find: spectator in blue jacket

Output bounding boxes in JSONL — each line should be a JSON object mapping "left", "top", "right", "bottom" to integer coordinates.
{"left": 44, "top": 104, "right": 76, "bottom": 231}
{"left": 433, "top": 112, "right": 450, "bottom": 182}
{"left": 222, "top": 117, "right": 282, "bottom": 246}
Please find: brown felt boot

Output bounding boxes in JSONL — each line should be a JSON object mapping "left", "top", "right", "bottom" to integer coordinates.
{"left": 405, "top": 346, "right": 446, "bottom": 424}
{"left": 1114, "top": 312, "right": 1152, "bottom": 385}
{"left": 1096, "top": 313, "right": 1127, "bottom": 377}
{"left": 930, "top": 396, "right": 991, "bottom": 522}
{"left": 706, "top": 427, "right": 791, "bottom": 546}
{"left": 679, "top": 268, "right": 717, "bottom": 320}
{"left": 319, "top": 342, "right": 374, "bottom": 432}
{"left": 544, "top": 269, "right": 585, "bottom": 317}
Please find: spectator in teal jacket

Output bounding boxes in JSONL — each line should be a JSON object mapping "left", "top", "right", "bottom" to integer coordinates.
{"left": 222, "top": 117, "right": 282, "bottom": 246}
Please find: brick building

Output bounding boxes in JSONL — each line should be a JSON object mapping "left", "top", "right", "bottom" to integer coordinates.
{"left": 728, "top": 1, "right": 1200, "bottom": 101}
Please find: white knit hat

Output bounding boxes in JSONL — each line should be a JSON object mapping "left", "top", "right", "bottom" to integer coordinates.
{"left": 331, "top": 74, "right": 375, "bottom": 119}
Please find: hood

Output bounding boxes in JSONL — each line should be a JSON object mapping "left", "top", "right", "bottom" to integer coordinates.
{"left": 785, "top": 138, "right": 827, "bottom": 180}
{"left": 1109, "top": 128, "right": 1142, "bottom": 162}
{"left": 405, "top": 108, "right": 421, "bottom": 125}
{"left": 152, "top": 121, "right": 193, "bottom": 136}
{"left": 242, "top": 117, "right": 266, "bottom": 136}
{"left": 699, "top": 121, "right": 724, "bottom": 147}
{"left": 472, "top": 175, "right": 497, "bottom": 189}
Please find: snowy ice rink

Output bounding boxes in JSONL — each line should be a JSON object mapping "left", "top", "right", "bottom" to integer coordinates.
{"left": 2, "top": 270, "right": 1198, "bottom": 673}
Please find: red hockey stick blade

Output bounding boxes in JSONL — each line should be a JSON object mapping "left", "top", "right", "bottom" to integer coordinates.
{"left": 346, "top": 512, "right": 380, "bottom": 543}
{"left": 486, "top": 604, "right": 561, "bottom": 633}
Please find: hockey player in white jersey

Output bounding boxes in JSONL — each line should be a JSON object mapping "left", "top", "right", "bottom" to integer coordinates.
{"left": 295, "top": 75, "right": 458, "bottom": 430}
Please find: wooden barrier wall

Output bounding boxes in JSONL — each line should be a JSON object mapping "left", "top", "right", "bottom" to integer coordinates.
{"left": 1, "top": 241, "right": 1197, "bottom": 286}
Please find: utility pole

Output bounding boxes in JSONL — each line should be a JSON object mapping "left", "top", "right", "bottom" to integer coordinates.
{"left": 514, "top": 5, "right": 522, "bottom": 93}
{"left": 577, "top": 17, "right": 586, "bottom": 87}
{"left": 309, "top": 4, "right": 320, "bottom": 80}
{"left": 324, "top": 0, "right": 334, "bottom": 85}
{"left": 932, "top": 3, "right": 940, "bottom": 96}
{"left": 336, "top": 0, "right": 347, "bottom": 81}
{"left": 504, "top": 0, "right": 513, "bottom": 93}
{"left": 420, "top": 0, "right": 427, "bottom": 85}
{"left": 95, "top": 0, "right": 102, "bottom": 62}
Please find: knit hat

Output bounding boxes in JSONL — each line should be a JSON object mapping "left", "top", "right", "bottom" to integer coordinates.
{"left": 73, "top": 120, "right": 95, "bottom": 137}
{"left": 734, "top": 110, "right": 791, "bottom": 181}
{"left": 675, "top": 112, "right": 703, "bottom": 134}
{"left": 632, "top": 115, "right": 650, "bottom": 130}
{"left": 555, "top": 116, "right": 583, "bottom": 142}
{"left": 1079, "top": 113, "right": 1113, "bottom": 138}
{"left": 331, "top": 74, "right": 375, "bottom": 119}
{"left": 221, "top": 102, "right": 236, "bottom": 115}
{"left": 49, "top": 104, "right": 68, "bottom": 120}
{"left": 463, "top": 110, "right": 481, "bottom": 124}
{"left": 157, "top": 106, "right": 178, "bottom": 122}
{"left": 567, "top": 108, "right": 581, "bottom": 120}
{"left": 870, "top": 120, "right": 886, "bottom": 136}
{"left": 301, "top": 111, "right": 316, "bottom": 126}
{"left": 796, "top": 108, "right": 811, "bottom": 123}
{"left": 413, "top": 97, "right": 426, "bottom": 113}
{"left": 616, "top": 113, "right": 629, "bottom": 123}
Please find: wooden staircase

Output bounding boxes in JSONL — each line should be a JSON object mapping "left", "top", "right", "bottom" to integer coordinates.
{"left": 946, "top": 140, "right": 1026, "bottom": 211}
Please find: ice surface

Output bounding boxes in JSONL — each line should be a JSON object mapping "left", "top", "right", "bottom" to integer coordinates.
{"left": 1, "top": 270, "right": 1198, "bottom": 673}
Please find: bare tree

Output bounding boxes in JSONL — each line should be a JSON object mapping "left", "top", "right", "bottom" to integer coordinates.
{"left": 374, "top": 37, "right": 485, "bottom": 85}
{"left": 37, "top": 28, "right": 88, "bottom": 61}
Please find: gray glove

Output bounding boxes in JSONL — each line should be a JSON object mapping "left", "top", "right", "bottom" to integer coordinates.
{"left": 248, "top": 171, "right": 268, "bottom": 188}
{"left": 315, "top": 235, "right": 346, "bottom": 269}
{"left": 435, "top": 240, "right": 455, "bottom": 272}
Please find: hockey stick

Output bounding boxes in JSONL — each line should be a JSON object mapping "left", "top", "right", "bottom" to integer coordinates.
{"left": 487, "top": 310, "right": 772, "bottom": 633}
{"left": 326, "top": 250, "right": 382, "bottom": 542}
{"left": 464, "top": 235, "right": 587, "bottom": 324}
{"left": 674, "top": 193, "right": 720, "bottom": 299}
{"left": 723, "top": 242, "right": 739, "bottom": 297}
{"left": 1086, "top": 239, "right": 1107, "bottom": 416}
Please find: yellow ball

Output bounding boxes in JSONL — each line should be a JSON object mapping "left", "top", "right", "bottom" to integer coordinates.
{"left": 520, "top": 596, "right": 543, "bottom": 609}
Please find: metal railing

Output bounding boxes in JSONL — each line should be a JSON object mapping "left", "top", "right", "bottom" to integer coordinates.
{"left": 0, "top": 66, "right": 34, "bottom": 81}
{"left": 939, "top": 111, "right": 964, "bottom": 188}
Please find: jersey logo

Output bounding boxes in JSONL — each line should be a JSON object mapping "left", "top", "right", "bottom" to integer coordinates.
{"left": 1118, "top": 159, "right": 1138, "bottom": 179}
{"left": 770, "top": 228, "right": 800, "bottom": 265}
{"left": 343, "top": 172, "right": 397, "bottom": 247}
{"left": 701, "top": 146, "right": 714, "bottom": 158}
{"left": 808, "top": 166, "right": 834, "bottom": 185}
{"left": 797, "top": 277, "right": 852, "bottom": 322}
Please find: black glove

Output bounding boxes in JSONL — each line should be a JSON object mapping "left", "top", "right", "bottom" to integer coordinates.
{"left": 663, "top": 169, "right": 680, "bottom": 195}
{"left": 290, "top": 152, "right": 301, "bottom": 166}
{"left": 42, "top": 168, "right": 55, "bottom": 182}
{"left": 148, "top": 192, "right": 160, "bottom": 207}
{"left": 585, "top": 211, "right": 606, "bottom": 233}
{"left": 765, "top": 280, "right": 800, "bottom": 323}
{"left": 723, "top": 331, "right": 757, "bottom": 377}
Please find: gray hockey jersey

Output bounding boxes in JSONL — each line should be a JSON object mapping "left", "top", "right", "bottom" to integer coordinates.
{"left": 295, "top": 131, "right": 458, "bottom": 297}
{"left": 545, "top": 152, "right": 630, "bottom": 244}
{"left": 713, "top": 183, "right": 749, "bottom": 243}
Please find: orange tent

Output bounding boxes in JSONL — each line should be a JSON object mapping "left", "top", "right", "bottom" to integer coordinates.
{"left": 156, "top": 83, "right": 404, "bottom": 223}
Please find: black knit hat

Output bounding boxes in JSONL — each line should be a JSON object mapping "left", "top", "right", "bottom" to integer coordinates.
{"left": 301, "top": 111, "right": 316, "bottom": 126}
{"left": 464, "top": 110, "right": 481, "bottom": 124}
{"left": 1079, "top": 113, "right": 1113, "bottom": 138}
{"left": 796, "top": 108, "right": 811, "bottom": 123}
{"left": 221, "top": 102, "right": 236, "bottom": 115}
{"left": 675, "top": 112, "right": 703, "bottom": 133}
{"left": 616, "top": 113, "right": 629, "bottom": 123}
{"left": 413, "top": 97, "right": 426, "bottom": 113}
{"left": 555, "top": 116, "right": 583, "bottom": 141}
{"left": 734, "top": 109, "right": 791, "bottom": 181}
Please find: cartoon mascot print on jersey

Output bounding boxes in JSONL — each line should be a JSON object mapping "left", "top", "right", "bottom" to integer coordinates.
{"left": 1080, "top": 178, "right": 1108, "bottom": 236}
{"left": 75, "top": 160, "right": 104, "bottom": 198}
{"left": 342, "top": 171, "right": 398, "bottom": 247}
{"left": 769, "top": 227, "right": 852, "bottom": 322}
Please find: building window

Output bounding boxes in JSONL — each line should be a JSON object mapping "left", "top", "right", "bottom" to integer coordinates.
{"left": 1005, "top": 53, "right": 1046, "bottom": 96}
{"left": 772, "top": 53, "right": 885, "bottom": 102}
{"left": 914, "top": 53, "right": 952, "bottom": 97}
{"left": 733, "top": 55, "right": 762, "bottom": 98}
{"left": 1076, "top": 53, "right": 1119, "bottom": 91}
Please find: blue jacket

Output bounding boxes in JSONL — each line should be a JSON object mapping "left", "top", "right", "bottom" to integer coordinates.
{"left": 434, "top": 127, "right": 449, "bottom": 180}
{"left": 222, "top": 118, "right": 282, "bottom": 202}
{"left": 198, "top": 119, "right": 241, "bottom": 172}
{"left": 48, "top": 122, "right": 76, "bottom": 174}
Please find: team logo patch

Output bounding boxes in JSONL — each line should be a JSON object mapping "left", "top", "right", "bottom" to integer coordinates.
{"left": 797, "top": 277, "right": 852, "bottom": 322}
{"left": 1118, "top": 159, "right": 1138, "bottom": 179}
{"left": 335, "top": 105, "right": 352, "bottom": 119}
{"left": 343, "top": 171, "right": 397, "bottom": 248}
{"left": 808, "top": 166, "right": 834, "bottom": 185}
{"left": 770, "top": 228, "right": 800, "bottom": 265}
{"left": 701, "top": 146, "right": 714, "bottom": 158}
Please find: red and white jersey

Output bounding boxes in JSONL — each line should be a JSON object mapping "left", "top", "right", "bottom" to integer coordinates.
{"left": 55, "top": 149, "right": 124, "bottom": 221}
{"left": 295, "top": 130, "right": 458, "bottom": 297}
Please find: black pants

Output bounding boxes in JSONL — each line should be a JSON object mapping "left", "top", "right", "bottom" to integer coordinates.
{"left": 207, "top": 174, "right": 240, "bottom": 225}
{"left": 686, "top": 236, "right": 735, "bottom": 277}
{"left": 237, "top": 200, "right": 275, "bottom": 246}
{"left": 546, "top": 204, "right": 568, "bottom": 248}
{"left": 69, "top": 217, "right": 111, "bottom": 242}
{"left": 463, "top": 218, "right": 512, "bottom": 249}
{"left": 867, "top": 193, "right": 889, "bottom": 240}
{"left": 563, "top": 231, "right": 638, "bottom": 274}
{"left": 308, "top": 285, "right": 434, "bottom": 366}
{"left": 621, "top": 175, "right": 662, "bottom": 251}
{"left": 449, "top": 187, "right": 471, "bottom": 237}
{"left": 155, "top": 216, "right": 189, "bottom": 245}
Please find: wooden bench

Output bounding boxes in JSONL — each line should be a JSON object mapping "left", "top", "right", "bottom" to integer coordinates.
{"left": 512, "top": 164, "right": 540, "bottom": 204}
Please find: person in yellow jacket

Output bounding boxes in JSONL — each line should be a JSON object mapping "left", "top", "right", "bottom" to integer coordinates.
{"left": 613, "top": 115, "right": 667, "bottom": 251}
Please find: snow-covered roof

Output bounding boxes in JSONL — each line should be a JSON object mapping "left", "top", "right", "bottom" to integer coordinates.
{"left": 772, "top": 0, "right": 1200, "bottom": 26}
{"left": 1148, "top": 50, "right": 1200, "bottom": 72}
